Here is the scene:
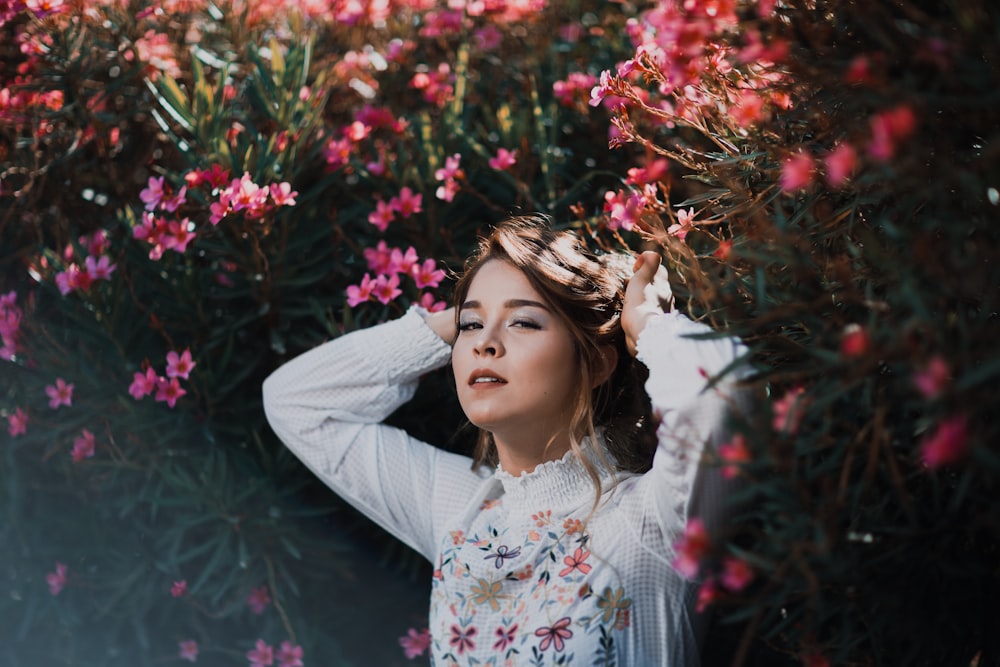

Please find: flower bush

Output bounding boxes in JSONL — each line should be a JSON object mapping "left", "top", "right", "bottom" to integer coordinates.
{"left": 2, "top": 0, "right": 998, "bottom": 665}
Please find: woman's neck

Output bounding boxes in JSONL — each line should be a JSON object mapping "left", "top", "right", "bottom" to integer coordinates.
{"left": 493, "top": 430, "right": 572, "bottom": 476}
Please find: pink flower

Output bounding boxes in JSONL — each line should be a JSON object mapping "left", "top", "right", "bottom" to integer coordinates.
{"left": 389, "top": 246, "right": 419, "bottom": 275}
{"left": 534, "top": 617, "right": 572, "bottom": 652}
{"left": 162, "top": 220, "right": 196, "bottom": 254}
{"left": 178, "top": 640, "right": 198, "bottom": 662}
{"left": 372, "top": 274, "right": 402, "bottom": 305}
{"left": 246, "top": 639, "right": 274, "bottom": 667}
{"left": 161, "top": 185, "right": 187, "bottom": 213}
{"left": 695, "top": 577, "right": 718, "bottom": 613}
{"left": 492, "top": 623, "right": 518, "bottom": 652}
{"left": 668, "top": 206, "right": 696, "bottom": 239}
{"left": 346, "top": 273, "right": 377, "bottom": 307}
{"left": 268, "top": 182, "right": 298, "bottom": 207}
{"left": 718, "top": 433, "right": 750, "bottom": 479}
{"left": 129, "top": 367, "right": 159, "bottom": 400}
{"left": 411, "top": 259, "right": 446, "bottom": 289}
{"left": 46, "top": 562, "right": 68, "bottom": 596}
{"left": 488, "top": 148, "right": 517, "bottom": 171}
{"left": 166, "top": 348, "right": 196, "bottom": 380}
{"left": 368, "top": 200, "right": 395, "bottom": 232}
{"left": 720, "top": 557, "right": 754, "bottom": 592}
{"left": 868, "top": 105, "right": 917, "bottom": 161}
{"left": 625, "top": 159, "right": 669, "bottom": 186}
{"left": 434, "top": 153, "right": 463, "bottom": 181}
{"left": 45, "top": 378, "right": 74, "bottom": 409}
{"left": 448, "top": 624, "right": 477, "bottom": 655}
{"left": 921, "top": 415, "right": 969, "bottom": 469}
{"left": 558, "top": 547, "right": 593, "bottom": 577}
{"left": 589, "top": 69, "right": 613, "bottom": 107}
{"left": 780, "top": 151, "right": 815, "bottom": 192}
{"left": 155, "top": 377, "right": 187, "bottom": 408}
{"left": 71, "top": 428, "right": 96, "bottom": 462}
{"left": 7, "top": 407, "right": 28, "bottom": 436}
{"left": 914, "top": 356, "right": 950, "bottom": 398}
{"left": 418, "top": 292, "right": 447, "bottom": 312}
{"left": 84, "top": 255, "right": 117, "bottom": 281}
{"left": 671, "top": 518, "right": 709, "bottom": 579}
{"left": 276, "top": 641, "right": 304, "bottom": 667}
{"left": 390, "top": 187, "right": 422, "bottom": 218}
{"left": 399, "top": 627, "right": 431, "bottom": 659}
{"left": 435, "top": 178, "right": 460, "bottom": 202}
{"left": 229, "top": 173, "right": 269, "bottom": 215}
{"left": 140, "top": 176, "right": 167, "bottom": 211}
{"left": 171, "top": 580, "right": 187, "bottom": 597}
{"left": 824, "top": 143, "right": 857, "bottom": 187}
{"left": 773, "top": 386, "right": 807, "bottom": 435}
{"left": 246, "top": 585, "right": 271, "bottom": 615}
{"left": 364, "top": 241, "right": 394, "bottom": 274}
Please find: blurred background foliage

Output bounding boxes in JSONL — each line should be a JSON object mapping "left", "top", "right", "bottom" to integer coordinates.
{"left": 1, "top": 0, "right": 998, "bottom": 666}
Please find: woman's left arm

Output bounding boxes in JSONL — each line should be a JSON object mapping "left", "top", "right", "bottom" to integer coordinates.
{"left": 624, "top": 252, "right": 752, "bottom": 541}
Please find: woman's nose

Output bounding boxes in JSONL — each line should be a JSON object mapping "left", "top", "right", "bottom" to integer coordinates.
{"left": 473, "top": 326, "right": 504, "bottom": 357}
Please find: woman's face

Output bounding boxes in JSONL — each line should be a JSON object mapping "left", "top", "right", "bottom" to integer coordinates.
{"left": 452, "top": 260, "right": 581, "bottom": 458}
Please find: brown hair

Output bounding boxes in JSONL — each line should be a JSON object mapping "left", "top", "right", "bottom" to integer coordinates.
{"left": 453, "top": 215, "right": 658, "bottom": 501}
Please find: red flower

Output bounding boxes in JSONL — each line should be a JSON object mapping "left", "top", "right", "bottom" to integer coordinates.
{"left": 718, "top": 433, "right": 750, "bottom": 479}
{"left": 720, "top": 557, "right": 754, "bottom": 592}
{"left": 780, "top": 151, "right": 815, "bottom": 192}
{"left": 45, "top": 378, "right": 74, "bottom": 409}
{"left": 840, "top": 324, "right": 870, "bottom": 357}
{"left": 559, "top": 547, "right": 593, "bottom": 577}
{"left": 170, "top": 580, "right": 187, "bottom": 597}
{"left": 921, "top": 415, "right": 969, "bottom": 469}
{"left": 671, "top": 518, "right": 710, "bottom": 579}
{"left": 246, "top": 639, "right": 274, "bottom": 667}
{"left": 245, "top": 585, "right": 271, "bottom": 615}
{"left": 493, "top": 624, "right": 518, "bottom": 651}
{"left": 448, "top": 624, "right": 477, "bottom": 655}
{"left": 534, "top": 617, "right": 573, "bottom": 652}
{"left": 71, "top": 428, "right": 96, "bottom": 462}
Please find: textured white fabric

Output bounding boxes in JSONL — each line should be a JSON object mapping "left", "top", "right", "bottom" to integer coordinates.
{"left": 262, "top": 307, "right": 748, "bottom": 666}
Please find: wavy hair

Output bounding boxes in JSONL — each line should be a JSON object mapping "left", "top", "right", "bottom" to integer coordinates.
{"left": 453, "top": 215, "right": 659, "bottom": 501}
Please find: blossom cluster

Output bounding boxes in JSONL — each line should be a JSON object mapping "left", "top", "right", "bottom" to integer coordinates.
{"left": 246, "top": 638, "right": 304, "bottom": 667}
{"left": 128, "top": 348, "right": 196, "bottom": 408}
{"left": 670, "top": 518, "right": 755, "bottom": 613}
{"left": 54, "top": 230, "right": 117, "bottom": 296}
{"left": 0, "top": 290, "right": 21, "bottom": 360}
{"left": 347, "top": 242, "right": 447, "bottom": 311}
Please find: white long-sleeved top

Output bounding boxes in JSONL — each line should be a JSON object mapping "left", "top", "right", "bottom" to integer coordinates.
{"left": 262, "top": 307, "right": 748, "bottom": 666}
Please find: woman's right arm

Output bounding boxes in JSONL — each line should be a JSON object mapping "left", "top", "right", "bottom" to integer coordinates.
{"left": 262, "top": 306, "right": 482, "bottom": 560}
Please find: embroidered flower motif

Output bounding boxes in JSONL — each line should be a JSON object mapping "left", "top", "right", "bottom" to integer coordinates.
{"left": 596, "top": 586, "right": 631, "bottom": 624}
{"left": 558, "top": 547, "right": 593, "bottom": 577}
{"left": 562, "top": 517, "right": 583, "bottom": 534}
{"left": 534, "top": 617, "right": 573, "bottom": 652}
{"left": 531, "top": 509, "right": 552, "bottom": 526}
{"left": 449, "top": 625, "right": 477, "bottom": 655}
{"left": 493, "top": 624, "right": 518, "bottom": 651}
{"left": 484, "top": 544, "right": 521, "bottom": 569}
{"left": 470, "top": 578, "right": 504, "bottom": 612}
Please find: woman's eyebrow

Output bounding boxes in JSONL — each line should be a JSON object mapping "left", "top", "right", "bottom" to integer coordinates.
{"left": 460, "top": 299, "right": 551, "bottom": 311}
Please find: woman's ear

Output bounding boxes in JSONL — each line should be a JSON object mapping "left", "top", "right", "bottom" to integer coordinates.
{"left": 592, "top": 344, "right": 619, "bottom": 388}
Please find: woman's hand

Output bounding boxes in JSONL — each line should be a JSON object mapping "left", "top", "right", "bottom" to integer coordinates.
{"left": 425, "top": 306, "right": 457, "bottom": 346}
{"left": 622, "top": 251, "right": 672, "bottom": 357}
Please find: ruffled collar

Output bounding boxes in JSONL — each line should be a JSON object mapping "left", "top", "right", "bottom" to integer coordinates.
{"left": 493, "top": 433, "right": 619, "bottom": 513}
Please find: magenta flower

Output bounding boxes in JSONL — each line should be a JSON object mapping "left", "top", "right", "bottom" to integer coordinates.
{"left": 534, "top": 617, "right": 573, "bottom": 652}
{"left": 411, "top": 259, "right": 446, "bottom": 289}
{"left": 625, "top": 158, "right": 668, "bottom": 186}
{"left": 773, "top": 386, "right": 807, "bottom": 435}
{"left": 246, "top": 639, "right": 274, "bottom": 667}
{"left": 166, "top": 348, "right": 196, "bottom": 380}
{"left": 346, "top": 273, "right": 377, "bottom": 307}
{"left": 434, "top": 153, "right": 463, "bottom": 182}
{"left": 399, "top": 627, "right": 430, "bottom": 659}
{"left": 45, "top": 378, "right": 74, "bottom": 409}
{"left": 268, "top": 182, "right": 298, "bottom": 207}
{"left": 363, "top": 241, "right": 393, "bottom": 274}
{"left": 840, "top": 323, "right": 870, "bottom": 357}
{"left": 671, "top": 518, "right": 709, "bottom": 579}
{"left": 7, "top": 407, "right": 28, "bottom": 437}
{"left": 389, "top": 246, "right": 419, "bottom": 275}
{"left": 914, "top": 356, "right": 950, "bottom": 398}
{"left": 668, "top": 206, "right": 696, "bottom": 240}
{"left": 129, "top": 367, "right": 159, "bottom": 400}
{"left": 162, "top": 220, "right": 196, "bottom": 254}
{"left": 71, "top": 428, "right": 96, "bottom": 462}
{"left": 921, "top": 415, "right": 969, "bottom": 469}
{"left": 418, "top": 292, "right": 447, "bottom": 313}
{"left": 178, "top": 640, "right": 198, "bottom": 662}
{"left": 492, "top": 624, "right": 518, "bottom": 652}
{"left": 170, "top": 580, "right": 187, "bottom": 597}
{"left": 488, "top": 148, "right": 517, "bottom": 171}
{"left": 155, "top": 377, "right": 187, "bottom": 408}
{"left": 695, "top": 577, "right": 718, "bottom": 613}
{"left": 245, "top": 585, "right": 271, "bottom": 615}
{"left": 160, "top": 185, "right": 188, "bottom": 213}
{"left": 368, "top": 200, "right": 395, "bottom": 232}
{"left": 390, "top": 187, "right": 422, "bottom": 218}
{"left": 84, "top": 255, "right": 117, "bottom": 281}
{"left": 435, "top": 178, "right": 460, "bottom": 202}
{"left": 140, "top": 175, "right": 167, "bottom": 211}
{"left": 276, "top": 641, "right": 304, "bottom": 667}
{"left": 720, "top": 557, "right": 755, "bottom": 592}
{"left": 717, "top": 433, "right": 750, "bottom": 479}
{"left": 372, "top": 273, "right": 402, "bottom": 305}
{"left": 46, "top": 562, "right": 68, "bottom": 596}
{"left": 780, "top": 151, "right": 815, "bottom": 192}
{"left": 824, "top": 142, "right": 857, "bottom": 187}
{"left": 589, "top": 69, "right": 613, "bottom": 107}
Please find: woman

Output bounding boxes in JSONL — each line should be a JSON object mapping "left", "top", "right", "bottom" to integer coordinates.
{"left": 263, "top": 216, "right": 749, "bottom": 665}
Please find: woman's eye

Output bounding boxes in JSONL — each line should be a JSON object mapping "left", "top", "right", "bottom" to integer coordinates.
{"left": 512, "top": 319, "right": 541, "bottom": 329}
{"left": 457, "top": 321, "right": 481, "bottom": 332}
